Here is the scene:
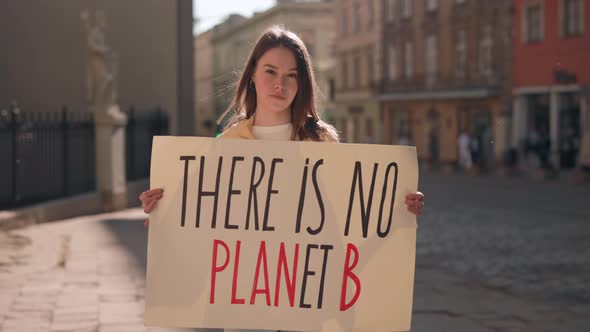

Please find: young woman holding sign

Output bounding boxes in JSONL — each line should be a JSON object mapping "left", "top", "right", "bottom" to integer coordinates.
{"left": 141, "top": 24, "right": 423, "bottom": 332}
{"left": 141, "top": 26, "right": 424, "bottom": 218}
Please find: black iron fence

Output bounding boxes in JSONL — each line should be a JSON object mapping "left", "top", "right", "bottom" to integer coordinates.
{"left": 125, "top": 107, "right": 169, "bottom": 181}
{"left": 0, "top": 103, "right": 169, "bottom": 209}
{"left": 0, "top": 104, "right": 95, "bottom": 209}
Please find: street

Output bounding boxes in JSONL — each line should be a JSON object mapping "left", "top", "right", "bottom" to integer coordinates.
{"left": 1, "top": 173, "right": 589, "bottom": 331}
{"left": 416, "top": 172, "right": 590, "bottom": 306}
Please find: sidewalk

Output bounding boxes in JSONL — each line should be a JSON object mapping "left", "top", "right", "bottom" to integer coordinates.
{"left": 0, "top": 208, "right": 588, "bottom": 332}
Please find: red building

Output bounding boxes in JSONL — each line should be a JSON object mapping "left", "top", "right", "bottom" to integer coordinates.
{"left": 511, "top": 0, "right": 589, "bottom": 170}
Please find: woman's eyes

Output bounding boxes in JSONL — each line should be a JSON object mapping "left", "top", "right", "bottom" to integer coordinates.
{"left": 264, "top": 70, "right": 297, "bottom": 79}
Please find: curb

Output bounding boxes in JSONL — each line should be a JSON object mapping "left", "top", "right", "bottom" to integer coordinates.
{"left": 0, "top": 179, "right": 149, "bottom": 231}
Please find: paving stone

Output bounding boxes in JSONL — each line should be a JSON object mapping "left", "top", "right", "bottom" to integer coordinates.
{"left": 411, "top": 313, "right": 493, "bottom": 332}
{"left": 99, "top": 302, "right": 144, "bottom": 325}
{"left": 53, "top": 305, "right": 98, "bottom": 316}
{"left": 5, "top": 310, "right": 52, "bottom": 320}
{"left": 50, "top": 321, "right": 98, "bottom": 332}
{"left": 99, "top": 323, "right": 146, "bottom": 332}
{"left": 2, "top": 177, "right": 590, "bottom": 332}
{"left": 2, "top": 318, "right": 51, "bottom": 332}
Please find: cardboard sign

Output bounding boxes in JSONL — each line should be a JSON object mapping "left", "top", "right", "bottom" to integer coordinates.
{"left": 145, "top": 136, "right": 418, "bottom": 332}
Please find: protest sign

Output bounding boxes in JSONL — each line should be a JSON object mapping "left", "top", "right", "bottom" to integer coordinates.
{"left": 145, "top": 136, "right": 418, "bottom": 331}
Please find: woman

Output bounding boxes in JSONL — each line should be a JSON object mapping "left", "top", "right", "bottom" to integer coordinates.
{"left": 141, "top": 26, "right": 424, "bottom": 217}
{"left": 141, "top": 24, "right": 424, "bottom": 332}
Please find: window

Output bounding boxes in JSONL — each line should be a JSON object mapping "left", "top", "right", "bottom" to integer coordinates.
{"left": 388, "top": 45, "right": 398, "bottom": 80}
{"left": 329, "top": 79, "right": 335, "bottom": 101}
{"left": 354, "top": 1, "right": 361, "bottom": 33}
{"left": 404, "top": 42, "right": 414, "bottom": 78}
{"left": 306, "top": 43, "right": 315, "bottom": 57}
{"left": 342, "top": 8, "right": 348, "bottom": 35}
{"left": 425, "top": 35, "right": 438, "bottom": 86}
{"left": 426, "top": 0, "right": 438, "bottom": 11}
{"left": 367, "top": 47, "right": 374, "bottom": 86}
{"left": 479, "top": 25, "right": 493, "bottom": 78}
{"left": 387, "top": 0, "right": 396, "bottom": 22}
{"left": 365, "top": 118, "right": 374, "bottom": 143}
{"left": 342, "top": 56, "right": 348, "bottom": 89}
{"left": 561, "top": 0, "right": 585, "bottom": 37}
{"left": 367, "top": 0, "right": 374, "bottom": 30}
{"left": 402, "top": 0, "right": 412, "bottom": 18}
{"left": 523, "top": 3, "right": 543, "bottom": 43}
{"left": 353, "top": 54, "right": 361, "bottom": 88}
{"left": 341, "top": 118, "right": 348, "bottom": 142}
{"left": 455, "top": 30, "right": 466, "bottom": 77}
{"left": 300, "top": 31, "right": 315, "bottom": 57}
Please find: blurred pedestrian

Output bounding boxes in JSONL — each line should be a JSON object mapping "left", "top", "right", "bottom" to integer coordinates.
{"left": 458, "top": 129, "right": 472, "bottom": 170}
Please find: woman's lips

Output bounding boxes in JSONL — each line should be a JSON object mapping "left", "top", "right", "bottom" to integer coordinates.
{"left": 270, "top": 95, "right": 286, "bottom": 100}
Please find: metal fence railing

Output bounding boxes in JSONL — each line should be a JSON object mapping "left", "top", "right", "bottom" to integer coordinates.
{"left": 125, "top": 106, "right": 169, "bottom": 181}
{"left": 0, "top": 103, "right": 169, "bottom": 209}
{"left": 0, "top": 103, "right": 95, "bottom": 209}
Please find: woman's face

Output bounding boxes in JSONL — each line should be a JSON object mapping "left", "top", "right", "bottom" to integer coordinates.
{"left": 252, "top": 46, "right": 299, "bottom": 117}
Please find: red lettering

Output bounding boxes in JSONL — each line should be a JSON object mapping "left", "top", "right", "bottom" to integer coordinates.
{"left": 250, "top": 241, "right": 271, "bottom": 305}
{"left": 274, "top": 243, "right": 299, "bottom": 307}
{"left": 210, "top": 239, "right": 230, "bottom": 304}
{"left": 231, "top": 240, "right": 245, "bottom": 304}
{"left": 340, "top": 243, "right": 361, "bottom": 311}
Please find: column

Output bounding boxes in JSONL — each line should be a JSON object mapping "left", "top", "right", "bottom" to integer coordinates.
{"left": 94, "top": 105, "right": 128, "bottom": 212}
{"left": 549, "top": 91, "right": 560, "bottom": 169}
{"left": 512, "top": 95, "right": 528, "bottom": 168}
{"left": 578, "top": 96, "right": 590, "bottom": 168}
{"left": 511, "top": 97, "right": 521, "bottom": 149}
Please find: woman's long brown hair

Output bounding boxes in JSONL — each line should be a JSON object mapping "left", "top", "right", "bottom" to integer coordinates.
{"left": 219, "top": 26, "right": 338, "bottom": 142}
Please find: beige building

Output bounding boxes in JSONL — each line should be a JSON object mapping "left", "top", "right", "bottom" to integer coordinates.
{"left": 194, "top": 29, "right": 216, "bottom": 137}
{"left": 209, "top": 0, "right": 337, "bottom": 131}
{"left": 0, "top": 0, "right": 194, "bottom": 135}
{"left": 378, "top": 0, "right": 512, "bottom": 170}
{"left": 333, "top": 0, "right": 384, "bottom": 143}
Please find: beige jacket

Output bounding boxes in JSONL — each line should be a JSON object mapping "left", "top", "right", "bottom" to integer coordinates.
{"left": 219, "top": 116, "right": 338, "bottom": 142}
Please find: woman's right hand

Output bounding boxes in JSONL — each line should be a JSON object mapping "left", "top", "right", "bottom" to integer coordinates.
{"left": 139, "top": 188, "right": 164, "bottom": 226}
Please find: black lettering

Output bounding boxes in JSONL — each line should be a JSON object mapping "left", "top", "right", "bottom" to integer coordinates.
{"left": 317, "top": 244, "right": 333, "bottom": 309}
{"left": 295, "top": 158, "right": 310, "bottom": 234}
{"left": 377, "top": 162, "right": 398, "bottom": 238}
{"left": 307, "top": 159, "right": 325, "bottom": 235}
{"left": 179, "top": 156, "right": 196, "bottom": 227}
{"left": 246, "top": 157, "right": 265, "bottom": 230}
{"left": 344, "top": 162, "right": 379, "bottom": 238}
{"left": 224, "top": 156, "right": 245, "bottom": 230}
{"left": 299, "top": 244, "right": 317, "bottom": 309}
{"left": 262, "top": 158, "right": 283, "bottom": 231}
{"left": 196, "top": 156, "right": 223, "bottom": 228}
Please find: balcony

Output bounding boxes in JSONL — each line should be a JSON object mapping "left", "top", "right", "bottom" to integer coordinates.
{"left": 375, "top": 73, "right": 502, "bottom": 101}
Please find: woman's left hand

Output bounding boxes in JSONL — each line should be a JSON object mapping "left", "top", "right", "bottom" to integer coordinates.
{"left": 405, "top": 192, "right": 424, "bottom": 216}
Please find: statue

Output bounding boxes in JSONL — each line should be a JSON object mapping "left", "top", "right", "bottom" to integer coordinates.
{"left": 81, "top": 9, "right": 118, "bottom": 109}
{"left": 81, "top": 9, "right": 128, "bottom": 212}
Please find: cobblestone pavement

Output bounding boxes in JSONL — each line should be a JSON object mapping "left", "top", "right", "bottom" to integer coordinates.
{"left": 0, "top": 173, "right": 589, "bottom": 331}
{"left": 0, "top": 210, "right": 207, "bottom": 332}
{"left": 416, "top": 173, "right": 590, "bottom": 306}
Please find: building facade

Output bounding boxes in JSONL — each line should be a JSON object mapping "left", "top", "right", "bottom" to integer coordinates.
{"left": 333, "top": 0, "right": 384, "bottom": 143}
{"left": 377, "top": 0, "right": 512, "bottom": 169}
{"left": 209, "top": 1, "right": 337, "bottom": 132}
{"left": 0, "top": 0, "right": 194, "bottom": 135}
{"left": 512, "top": 0, "right": 589, "bottom": 172}
{"left": 194, "top": 29, "right": 216, "bottom": 137}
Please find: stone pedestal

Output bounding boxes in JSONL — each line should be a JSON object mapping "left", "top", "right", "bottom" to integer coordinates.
{"left": 94, "top": 105, "right": 128, "bottom": 211}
